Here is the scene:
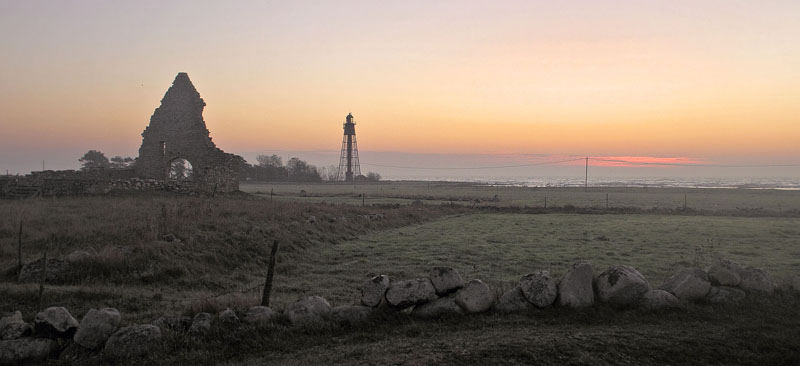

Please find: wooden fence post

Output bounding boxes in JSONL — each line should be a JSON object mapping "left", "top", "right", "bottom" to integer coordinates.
{"left": 261, "top": 240, "right": 280, "bottom": 307}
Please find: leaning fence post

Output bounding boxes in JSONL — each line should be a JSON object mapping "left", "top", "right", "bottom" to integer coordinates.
{"left": 17, "top": 220, "right": 23, "bottom": 275}
{"left": 37, "top": 246, "right": 48, "bottom": 311}
{"left": 261, "top": 240, "right": 280, "bottom": 307}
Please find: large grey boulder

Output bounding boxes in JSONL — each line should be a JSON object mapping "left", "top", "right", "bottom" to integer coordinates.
{"left": 34, "top": 306, "right": 79, "bottom": 339}
{"left": 361, "top": 275, "right": 390, "bottom": 307}
{"left": 738, "top": 267, "right": 776, "bottom": 293}
{"left": 74, "top": 308, "right": 121, "bottom": 349}
{"left": 411, "top": 296, "right": 463, "bottom": 319}
{"left": 455, "top": 279, "right": 494, "bottom": 313}
{"left": 1, "top": 311, "right": 32, "bottom": 340}
{"left": 331, "top": 305, "right": 373, "bottom": 325}
{"left": 557, "top": 261, "right": 595, "bottom": 308}
{"left": 494, "top": 287, "right": 535, "bottom": 313}
{"left": 0, "top": 338, "right": 57, "bottom": 364}
{"left": 244, "top": 306, "right": 273, "bottom": 325}
{"left": 639, "top": 290, "right": 680, "bottom": 310}
{"left": 707, "top": 259, "right": 742, "bottom": 286}
{"left": 429, "top": 267, "right": 464, "bottom": 296}
{"left": 659, "top": 267, "right": 711, "bottom": 301}
{"left": 519, "top": 271, "right": 558, "bottom": 308}
{"left": 595, "top": 265, "right": 651, "bottom": 306}
{"left": 706, "top": 286, "right": 747, "bottom": 304}
{"left": 104, "top": 325, "right": 162, "bottom": 359}
{"left": 189, "top": 312, "right": 213, "bottom": 334}
{"left": 285, "top": 296, "right": 332, "bottom": 324}
{"left": 385, "top": 278, "right": 437, "bottom": 308}
{"left": 218, "top": 308, "right": 239, "bottom": 325}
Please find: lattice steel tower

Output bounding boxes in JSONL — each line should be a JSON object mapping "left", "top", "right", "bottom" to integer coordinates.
{"left": 336, "top": 113, "right": 361, "bottom": 181}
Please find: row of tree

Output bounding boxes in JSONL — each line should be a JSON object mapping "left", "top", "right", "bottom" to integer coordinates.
{"left": 78, "top": 151, "right": 381, "bottom": 182}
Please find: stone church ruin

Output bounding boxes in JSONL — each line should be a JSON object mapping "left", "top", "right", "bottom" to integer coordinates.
{"left": 0, "top": 72, "right": 242, "bottom": 198}
{"left": 135, "top": 72, "right": 241, "bottom": 192}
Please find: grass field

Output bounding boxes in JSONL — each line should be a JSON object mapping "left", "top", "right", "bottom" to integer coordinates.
{"left": 241, "top": 181, "right": 800, "bottom": 214}
{"left": 1, "top": 184, "right": 799, "bottom": 365}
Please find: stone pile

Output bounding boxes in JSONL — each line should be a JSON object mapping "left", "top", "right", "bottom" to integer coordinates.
{"left": 0, "top": 258, "right": 784, "bottom": 364}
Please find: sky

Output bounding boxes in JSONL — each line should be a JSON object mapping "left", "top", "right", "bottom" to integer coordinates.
{"left": 1, "top": 0, "right": 799, "bottom": 179}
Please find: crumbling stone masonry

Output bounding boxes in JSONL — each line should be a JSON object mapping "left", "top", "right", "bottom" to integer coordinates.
{"left": 135, "top": 72, "right": 242, "bottom": 192}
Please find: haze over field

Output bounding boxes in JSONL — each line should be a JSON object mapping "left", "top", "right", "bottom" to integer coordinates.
{"left": 1, "top": 1, "right": 799, "bottom": 181}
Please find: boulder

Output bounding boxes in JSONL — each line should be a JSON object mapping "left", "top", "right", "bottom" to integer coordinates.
{"left": 706, "top": 286, "right": 747, "bottom": 304}
{"left": 285, "top": 296, "right": 332, "bottom": 324}
{"left": 18, "top": 258, "right": 69, "bottom": 283}
{"left": 331, "top": 305, "right": 373, "bottom": 325}
{"left": 152, "top": 315, "right": 191, "bottom": 332}
{"left": 385, "top": 278, "right": 437, "bottom": 308}
{"left": 411, "top": 296, "right": 463, "bottom": 319}
{"left": 219, "top": 308, "right": 239, "bottom": 324}
{"left": 706, "top": 259, "right": 742, "bottom": 286}
{"left": 34, "top": 306, "right": 79, "bottom": 339}
{"left": 738, "top": 267, "right": 776, "bottom": 293}
{"left": 74, "top": 308, "right": 121, "bottom": 349}
{"left": 494, "top": 287, "right": 535, "bottom": 313}
{"left": 361, "top": 275, "right": 390, "bottom": 307}
{"left": 244, "top": 306, "right": 273, "bottom": 325}
{"left": 189, "top": 312, "right": 213, "bottom": 334}
{"left": 455, "top": 279, "right": 494, "bottom": 313}
{"left": 0, "top": 338, "right": 57, "bottom": 364}
{"left": 429, "top": 267, "right": 464, "bottom": 296}
{"left": 1, "top": 311, "right": 32, "bottom": 341}
{"left": 104, "top": 325, "right": 162, "bottom": 359}
{"left": 659, "top": 267, "right": 711, "bottom": 301}
{"left": 639, "top": 290, "right": 680, "bottom": 310}
{"left": 557, "top": 261, "right": 595, "bottom": 308}
{"left": 595, "top": 265, "right": 651, "bottom": 306}
{"left": 519, "top": 271, "right": 558, "bottom": 308}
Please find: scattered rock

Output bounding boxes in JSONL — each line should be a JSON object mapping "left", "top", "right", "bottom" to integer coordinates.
{"left": 412, "top": 296, "right": 463, "bottom": 319}
{"left": 1, "top": 311, "right": 31, "bottom": 341}
{"left": 595, "top": 265, "right": 651, "bottom": 306}
{"left": 0, "top": 338, "right": 57, "bottom": 365}
{"left": 659, "top": 267, "right": 711, "bottom": 301}
{"left": 18, "top": 258, "right": 69, "bottom": 283}
{"left": 74, "top": 308, "right": 121, "bottom": 350}
{"left": 244, "top": 306, "right": 273, "bottom": 325}
{"left": 331, "top": 305, "right": 373, "bottom": 325}
{"left": 519, "top": 271, "right": 558, "bottom": 308}
{"left": 738, "top": 267, "right": 776, "bottom": 293}
{"left": 361, "top": 275, "right": 390, "bottom": 307}
{"left": 455, "top": 279, "right": 494, "bottom": 313}
{"left": 66, "top": 250, "right": 92, "bottom": 264}
{"left": 557, "top": 261, "right": 595, "bottom": 308}
{"left": 160, "top": 234, "right": 180, "bottom": 243}
{"left": 385, "top": 278, "right": 437, "bottom": 308}
{"left": 494, "top": 287, "right": 535, "bottom": 313}
{"left": 307, "top": 215, "right": 317, "bottom": 224}
{"left": 429, "top": 267, "right": 464, "bottom": 296}
{"left": 104, "top": 325, "right": 162, "bottom": 359}
{"left": 706, "top": 286, "right": 747, "bottom": 304}
{"left": 707, "top": 258, "right": 743, "bottom": 286}
{"left": 639, "top": 290, "right": 680, "bottom": 310}
{"left": 189, "top": 313, "right": 213, "bottom": 334}
{"left": 219, "top": 308, "right": 239, "bottom": 324}
{"left": 285, "top": 296, "right": 332, "bottom": 324}
{"left": 152, "top": 315, "right": 191, "bottom": 332}
{"left": 34, "top": 306, "right": 79, "bottom": 339}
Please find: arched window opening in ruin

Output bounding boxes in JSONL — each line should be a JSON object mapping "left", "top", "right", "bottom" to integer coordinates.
{"left": 168, "top": 158, "right": 193, "bottom": 181}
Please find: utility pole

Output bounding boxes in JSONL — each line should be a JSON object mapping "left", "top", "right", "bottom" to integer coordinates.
{"left": 584, "top": 157, "right": 589, "bottom": 192}
{"left": 42, "top": 160, "right": 45, "bottom": 171}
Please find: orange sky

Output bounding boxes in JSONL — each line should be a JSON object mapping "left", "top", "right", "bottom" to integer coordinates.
{"left": 1, "top": 1, "right": 799, "bottom": 173}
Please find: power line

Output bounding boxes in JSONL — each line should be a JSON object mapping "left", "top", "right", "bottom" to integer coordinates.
{"left": 589, "top": 158, "right": 800, "bottom": 168}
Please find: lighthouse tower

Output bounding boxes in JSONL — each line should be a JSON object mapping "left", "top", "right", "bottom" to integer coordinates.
{"left": 336, "top": 113, "right": 361, "bottom": 181}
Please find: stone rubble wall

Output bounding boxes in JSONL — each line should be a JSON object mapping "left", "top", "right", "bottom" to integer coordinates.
{"left": 1, "top": 258, "right": 793, "bottom": 364}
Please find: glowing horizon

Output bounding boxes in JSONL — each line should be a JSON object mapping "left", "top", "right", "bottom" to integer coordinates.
{"left": 1, "top": 1, "right": 799, "bottom": 175}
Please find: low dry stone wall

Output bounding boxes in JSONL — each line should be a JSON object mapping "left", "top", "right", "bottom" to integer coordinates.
{"left": 1, "top": 170, "right": 205, "bottom": 198}
{"left": 0, "top": 258, "right": 793, "bottom": 364}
